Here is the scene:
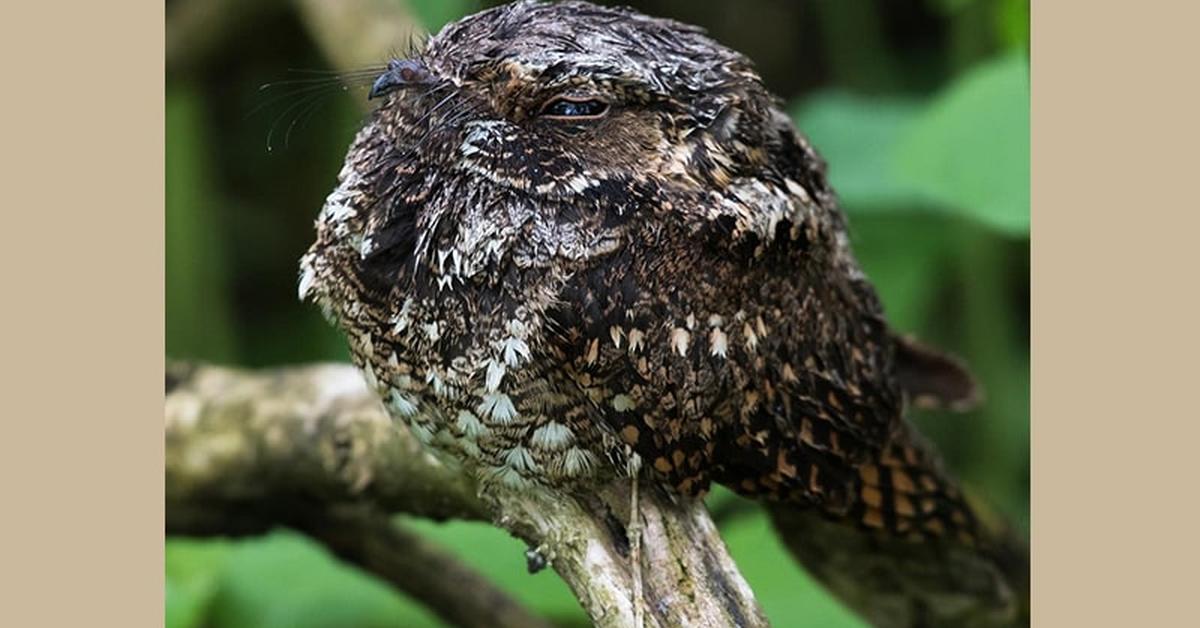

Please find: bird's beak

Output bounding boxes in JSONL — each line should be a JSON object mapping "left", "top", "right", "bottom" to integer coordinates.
{"left": 369, "top": 59, "right": 432, "bottom": 100}
{"left": 369, "top": 73, "right": 404, "bottom": 100}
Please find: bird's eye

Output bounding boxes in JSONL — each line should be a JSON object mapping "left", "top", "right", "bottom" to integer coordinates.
{"left": 539, "top": 97, "right": 609, "bottom": 119}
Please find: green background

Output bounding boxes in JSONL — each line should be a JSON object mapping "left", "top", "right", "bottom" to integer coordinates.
{"left": 166, "top": 0, "right": 1029, "bottom": 626}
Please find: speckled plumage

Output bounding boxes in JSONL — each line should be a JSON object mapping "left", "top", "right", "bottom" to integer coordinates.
{"left": 300, "top": 1, "right": 1022, "bottom": 625}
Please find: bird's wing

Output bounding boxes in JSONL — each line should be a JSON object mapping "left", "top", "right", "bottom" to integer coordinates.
{"left": 544, "top": 180, "right": 906, "bottom": 507}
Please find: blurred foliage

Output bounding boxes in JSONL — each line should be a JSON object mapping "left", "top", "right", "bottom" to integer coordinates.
{"left": 894, "top": 51, "right": 1029, "bottom": 234}
{"left": 410, "top": 0, "right": 480, "bottom": 32}
{"left": 165, "top": 0, "right": 1028, "bottom": 626}
{"left": 795, "top": 51, "right": 1029, "bottom": 234}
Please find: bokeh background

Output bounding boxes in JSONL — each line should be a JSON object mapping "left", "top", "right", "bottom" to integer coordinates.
{"left": 166, "top": 0, "right": 1029, "bottom": 626}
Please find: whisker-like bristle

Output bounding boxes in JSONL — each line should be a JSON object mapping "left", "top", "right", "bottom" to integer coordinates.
{"left": 248, "top": 81, "right": 348, "bottom": 120}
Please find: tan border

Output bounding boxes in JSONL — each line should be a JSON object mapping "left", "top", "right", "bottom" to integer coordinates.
{"left": 1032, "top": 1, "right": 1197, "bottom": 626}
{"left": 2, "top": 2, "right": 162, "bottom": 626}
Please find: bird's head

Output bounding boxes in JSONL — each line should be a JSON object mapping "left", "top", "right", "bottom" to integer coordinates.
{"left": 370, "top": 0, "right": 776, "bottom": 195}
{"left": 302, "top": 0, "right": 836, "bottom": 324}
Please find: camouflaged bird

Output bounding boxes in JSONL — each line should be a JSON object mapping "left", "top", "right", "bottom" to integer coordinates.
{"left": 299, "top": 1, "right": 1026, "bottom": 626}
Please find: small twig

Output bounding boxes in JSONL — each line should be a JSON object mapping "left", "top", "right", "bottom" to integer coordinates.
{"left": 627, "top": 447, "right": 645, "bottom": 628}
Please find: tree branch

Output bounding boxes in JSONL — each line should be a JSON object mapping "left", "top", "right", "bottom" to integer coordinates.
{"left": 297, "top": 505, "right": 553, "bottom": 628}
{"left": 166, "top": 362, "right": 768, "bottom": 628}
{"left": 166, "top": 362, "right": 486, "bottom": 527}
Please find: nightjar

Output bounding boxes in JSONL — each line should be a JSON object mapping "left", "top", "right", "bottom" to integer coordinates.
{"left": 299, "top": 1, "right": 1026, "bottom": 626}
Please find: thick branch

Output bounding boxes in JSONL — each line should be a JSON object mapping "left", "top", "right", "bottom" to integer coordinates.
{"left": 767, "top": 505, "right": 1026, "bottom": 628}
{"left": 166, "top": 362, "right": 520, "bottom": 628}
{"left": 490, "top": 482, "right": 767, "bottom": 628}
{"left": 166, "top": 361, "right": 486, "bottom": 527}
{"left": 166, "top": 362, "right": 768, "bottom": 628}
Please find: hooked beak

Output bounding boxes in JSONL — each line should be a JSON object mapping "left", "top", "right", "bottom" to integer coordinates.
{"left": 369, "top": 59, "right": 432, "bottom": 100}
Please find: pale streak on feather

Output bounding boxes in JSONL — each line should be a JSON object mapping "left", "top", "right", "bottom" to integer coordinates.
{"left": 531, "top": 421, "right": 574, "bottom": 450}
{"left": 671, "top": 328, "right": 691, "bottom": 357}
{"left": 477, "top": 392, "right": 518, "bottom": 424}
{"left": 709, "top": 327, "right": 729, "bottom": 358}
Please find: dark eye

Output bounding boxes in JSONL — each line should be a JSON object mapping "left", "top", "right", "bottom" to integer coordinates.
{"left": 539, "top": 97, "right": 609, "bottom": 119}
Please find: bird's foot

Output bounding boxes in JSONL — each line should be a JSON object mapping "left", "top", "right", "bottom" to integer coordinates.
{"left": 525, "top": 543, "right": 554, "bottom": 574}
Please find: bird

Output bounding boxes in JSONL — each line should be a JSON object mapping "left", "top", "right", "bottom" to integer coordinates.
{"left": 298, "top": 1, "right": 1027, "bottom": 626}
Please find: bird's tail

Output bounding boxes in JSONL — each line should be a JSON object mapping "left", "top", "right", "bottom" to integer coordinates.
{"left": 766, "top": 424, "right": 1029, "bottom": 628}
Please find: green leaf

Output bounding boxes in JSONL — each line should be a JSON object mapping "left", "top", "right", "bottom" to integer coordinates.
{"left": 166, "top": 539, "right": 234, "bottom": 628}
{"left": 996, "top": 0, "right": 1030, "bottom": 48}
{"left": 404, "top": 517, "right": 585, "bottom": 623}
{"left": 202, "top": 532, "right": 445, "bottom": 628}
{"left": 893, "top": 52, "right": 1030, "bottom": 235}
{"left": 792, "top": 92, "right": 928, "bottom": 212}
